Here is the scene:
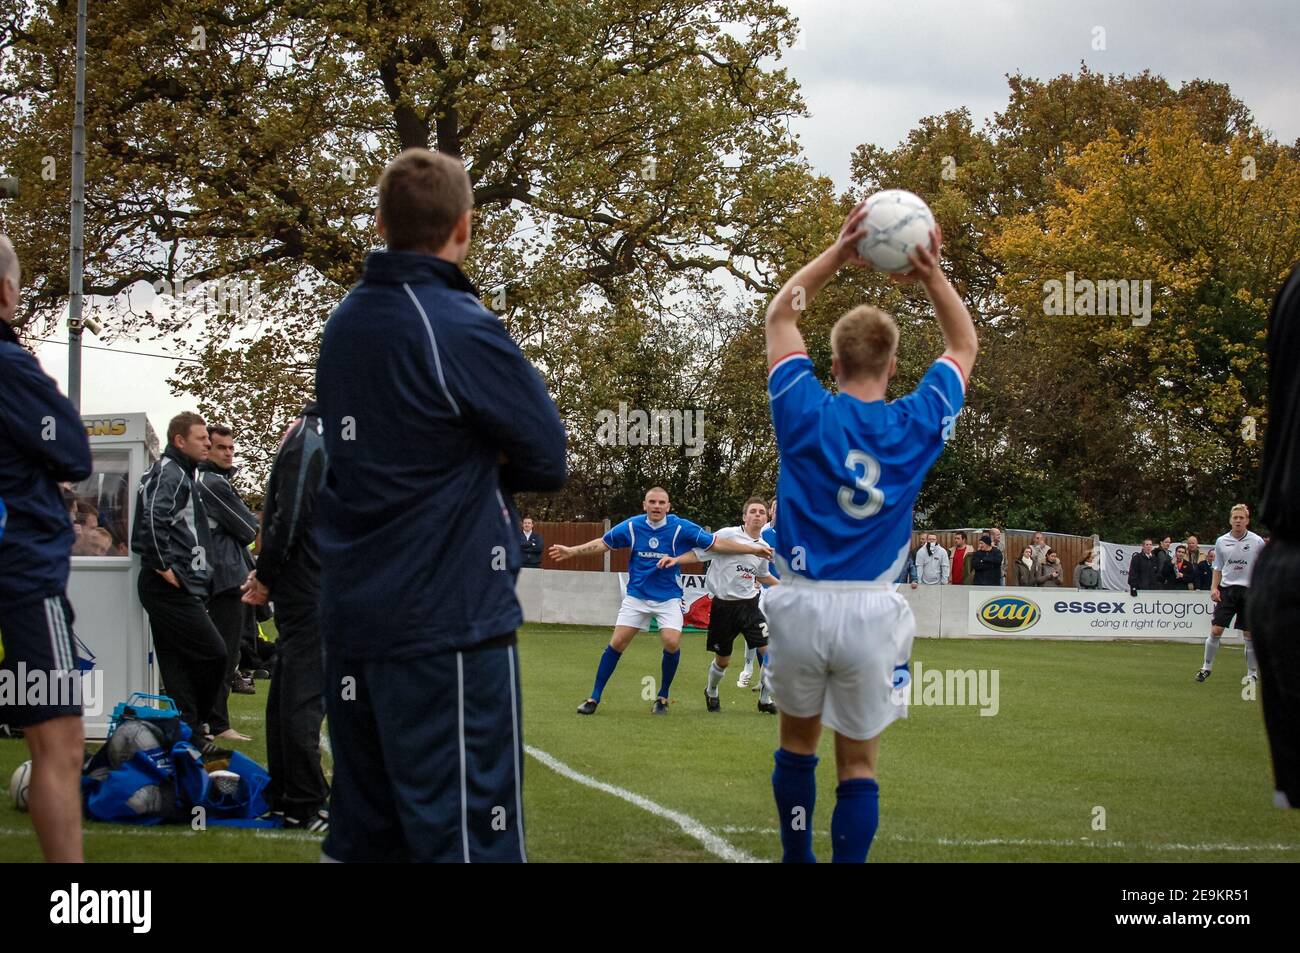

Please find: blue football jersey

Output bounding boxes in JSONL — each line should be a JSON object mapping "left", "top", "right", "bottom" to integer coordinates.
{"left": 761, "top": 523, "right": 779, "bottom": 585}
{"left": 768, "top": 352, "right": 965, "bottom": 582}
{"left": 604, "top": 514, "right": 715, "bottom": 601}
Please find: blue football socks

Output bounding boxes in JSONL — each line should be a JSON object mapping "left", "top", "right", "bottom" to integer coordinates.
{"left": 591, "top": 645, "right": 622, "bottom": 702}
{"left": 659, "top": 648, "right": 681, "bottom": 698}
{"left": 772, "top": 748, "right": 819, "bottom": 863}
{"left": 831, "top": 777, "right": 880, "bottom": 863}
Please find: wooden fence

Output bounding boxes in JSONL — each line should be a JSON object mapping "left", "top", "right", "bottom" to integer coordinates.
{"left": 908, "top": 529, "right": 1095, "bottom": 586}
{"left": 528, "top": 522, "right": 1092, "bottom": 584}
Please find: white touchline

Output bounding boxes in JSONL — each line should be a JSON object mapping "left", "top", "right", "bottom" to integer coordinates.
{"left": 716, "top": 826, "right": 1300, "bottom": 852}
{"left": 0, "top": 825, "right": 319, "bottom": 841}
{"left": 525, "top": 745, "right": 761, "bottom": 863}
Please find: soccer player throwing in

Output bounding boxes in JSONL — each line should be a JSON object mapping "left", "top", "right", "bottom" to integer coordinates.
{"left": 1196, "top": 503, "right": 1266, "bottom": 683}
{"left": 763, "top": 206, "right": 977, "bottom": 862}
{"left": 552, "top": 487, "right": 771, "bottom": 715}
{"left": 659, "top": 496, "right": 780, "bottom": 713}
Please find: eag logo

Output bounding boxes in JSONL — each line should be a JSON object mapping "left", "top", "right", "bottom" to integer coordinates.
{"left": 978, "top": 596, "right": 1040, "bottom": 632}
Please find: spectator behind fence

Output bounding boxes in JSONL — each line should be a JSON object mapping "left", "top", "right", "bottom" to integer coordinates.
{"left": 971, "top": 534, "right": 1003, "bottom": 585}
{"left": 1170, "top": 544, "right": 1196, "bottom": 591}
{"left": 1035, "top": 548, "right": 1064, "bottom": 586}
{"left": 1076, "top": 550, "right": 1101, "bottom": 589}
{"left": 521, "top": 516, "right": 544, "bottom": 568}
{"left": 1154, "top": 535, "right": 1174, "bottom": 589}
{"left": 1128, "top": 538, "right": 1160, "bottom": 595}
{"left": 1195, "top": 547, "right": 1215, "bottom": 590}
{"left": 1030, "top": 531, "right": 1049, "bottom": 573}
{"left": 897, "top": 550, "right": 918, "bottom": 589}
{"left": 1185, "top": 534, "right": 1202, "bottom": 567}
{"left": 1014, "top": 546, "right": 1035, "bottom": 586}
{"left": 950, "top": 530, "right": 973, "bottom": 584}
{"left": 915, "top": 532, "right": 949, "bottom": 584}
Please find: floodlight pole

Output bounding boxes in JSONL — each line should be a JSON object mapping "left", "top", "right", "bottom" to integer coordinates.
{"left": 67, "top": 0, "right": 88, "bottom": 409}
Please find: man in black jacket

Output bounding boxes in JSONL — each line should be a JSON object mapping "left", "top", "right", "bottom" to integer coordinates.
{"left": 971, "top": 534, "right": 1003, "bottom": 585}
{"left": 242, "top": 403, "right": 328, "bottom": 830}
{"left": 196, "top": 424, "right": 260, "bottom": 741}
{"left": 131, "top": 411, "right": 226, "bottom": 750}
{"left": 1153, "top": 535, "right": 1174, "bottom": 590}
{"left": 0, "top": 235, "right": 93, "bottom": 862}
{"left": 1128, "top": 539, "right": 1160, "bottom": 594}
{"left": 520, "top": 517, "right": 543, "bottom": 568}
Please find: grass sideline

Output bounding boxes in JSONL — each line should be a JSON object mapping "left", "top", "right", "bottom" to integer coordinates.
{"left": 1, "top": 622, "right": 1296, "bottom": 862}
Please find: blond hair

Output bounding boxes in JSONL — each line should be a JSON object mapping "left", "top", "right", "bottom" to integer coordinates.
{"left": 831, "top": 305, "right": 898, "bottom": 380}
{"left": 1231, "top": 503, "right": 1250, "bottom": 517}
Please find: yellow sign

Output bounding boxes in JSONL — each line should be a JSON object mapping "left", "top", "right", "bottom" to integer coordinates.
{"left": 977, "top": 596, "right": 1041, "bottom": 632}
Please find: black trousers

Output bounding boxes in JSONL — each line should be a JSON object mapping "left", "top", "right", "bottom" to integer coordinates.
{"left": 206, "top": 589, "right": 255, "bottom": 734}
{"left": 265, "top": 598, "right": 327, "bottom": 819}
{"left": 138, "top": 571, "right": 227, "bottom": 743}
{"left": 1250, "top": 541, "right": 1300, "bottom": 807}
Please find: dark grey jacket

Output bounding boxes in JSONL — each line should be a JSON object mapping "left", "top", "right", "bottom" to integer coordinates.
{"left": 131, "top": 444, "right": 214, "bottom": 596}
{"left": 195, "top": 460, "right": 259, "bottom": 594}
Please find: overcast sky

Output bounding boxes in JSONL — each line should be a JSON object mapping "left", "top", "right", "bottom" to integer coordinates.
{"left": 37, "top": 0, "right": 1300, "bottom": 437}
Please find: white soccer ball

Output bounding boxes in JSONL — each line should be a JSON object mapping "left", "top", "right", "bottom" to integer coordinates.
{"left": 11, "top": 760, "right": 32, "bottom": 812}
{"left": 855, "top": 189, "right": 936, "bottom": 273}
{"left": 208, "top": 769, "right": 241, "bottom": 798}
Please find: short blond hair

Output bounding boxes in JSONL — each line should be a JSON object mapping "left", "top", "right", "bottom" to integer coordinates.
{"left": 1231, "top": 503, "right": 1250, "bottom": 517}
{"left": 831, "top": 305, "right": 898, "bottom": 380}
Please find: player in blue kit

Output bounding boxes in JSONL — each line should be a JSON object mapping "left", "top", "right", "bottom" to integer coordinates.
{"left": 763, "top": 205, "right": 978, "bottom": 862}
{"left": 550, "top": 486, "right": 771, "bottom": 715}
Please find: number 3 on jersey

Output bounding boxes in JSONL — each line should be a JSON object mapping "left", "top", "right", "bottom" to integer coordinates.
{"left": 837, "top": 449, "right": 884, "bottom": 519}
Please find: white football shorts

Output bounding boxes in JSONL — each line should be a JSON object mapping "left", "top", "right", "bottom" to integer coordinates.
{"left": 615, "top": 595, "right": 685, "bottom": 632}
{"left": 763, "top": 576, "right": 915, "bottom": 740}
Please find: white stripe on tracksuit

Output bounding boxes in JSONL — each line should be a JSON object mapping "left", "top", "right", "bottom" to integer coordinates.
{"left": 44, "top": 597, "right": 72, "bottom": 670}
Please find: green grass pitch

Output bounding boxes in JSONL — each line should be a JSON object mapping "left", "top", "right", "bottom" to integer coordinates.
{"left": 1, "top": 622, "right": 1296, "bottom": 862}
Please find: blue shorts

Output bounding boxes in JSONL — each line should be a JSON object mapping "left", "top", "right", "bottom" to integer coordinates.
{"left": 322, "top": 634, "right": 526, "bottom": 863}
{"left": 0, "top": 594, "right": 84, "bottom": 728}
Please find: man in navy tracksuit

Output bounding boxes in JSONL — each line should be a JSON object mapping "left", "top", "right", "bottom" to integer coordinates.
{"left": 316, "top": 149, "right": 567, "bottom": 862}
{"left": 0, "top": 235, "right": 93, "bottom": 862}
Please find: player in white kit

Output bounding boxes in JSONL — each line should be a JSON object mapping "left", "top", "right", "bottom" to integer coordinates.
{"left": 1196, "top": 504, "right": 1266, "bottom": 683}
{"left": 738, "top": 496, "right": 779, "bottom": 689}
{"left": 763, "top": 204, "right": 977, "bottom": 862}
{"left": 658, "top": 496, "right": 779, "bottom": 713}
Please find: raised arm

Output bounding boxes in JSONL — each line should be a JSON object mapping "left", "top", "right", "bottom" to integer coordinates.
{"left": 708, "top": 534, "right": 773, "bottom": 559}
{"left": 656, "top": 549, "right": 704, "bottom": 570}
{"left": 917, "top": 235, "right": 978, "bottom": 380}
{"left": 765, "top": 200, "right": 872, "bottom": 368}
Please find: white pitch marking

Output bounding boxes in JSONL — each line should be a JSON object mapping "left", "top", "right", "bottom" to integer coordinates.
{"left": 716, "top": 826, "right": 1300, "bottom": 853}
{"left": 526, "top": 745, "right": 761, "bottom": 863}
